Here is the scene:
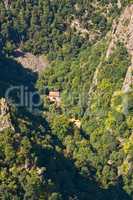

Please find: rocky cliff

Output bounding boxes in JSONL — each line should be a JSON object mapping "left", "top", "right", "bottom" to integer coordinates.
{"left": 0, "top": 98, "right": 14, "bottom": 132}
{"left": 106, "top": 4, "right": 133, "bottom": 92}
{"left": 14, "top": 49, "right": 49, "bottom": 73}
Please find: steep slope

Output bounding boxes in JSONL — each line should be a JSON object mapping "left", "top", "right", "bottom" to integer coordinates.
{"left": 0, "top": 0, "right": 122, "bottom": 59}
{"left": 0, "top": 98, "right": 14, "bottom": 132}
{"left": 14, "top": 49, "right": 49, "bottom": 72}
{"left": 0, "top": 1, "right": 133, "bottom": 200}
{"left": 1, "top": 58, "right": 131, "bottom": 200}
{"left": 106, "top": 4, "right": 133, "bottom": 91}
{"left": 37, "top": 3, "right": 133, "bottom": 197}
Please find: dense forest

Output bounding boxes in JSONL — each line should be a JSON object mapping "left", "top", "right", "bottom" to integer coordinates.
{"left": 0, "top": 0, "right": 128, "bottom": 59}
{"left": 0, "top": 0, "right": 133, "bottom": 200}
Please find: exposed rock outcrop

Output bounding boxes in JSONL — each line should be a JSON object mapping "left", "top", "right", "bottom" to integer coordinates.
{"left": 106, "top": 4, "right": 133, "bottom": 92}
{"left": 84, "top": 5, "right": 133, "bottom": 117}
{"left": 3, "top": 0, "right": 11, "bottom": 8}
{"left": 14, "top": 49, "right": 49, "bottom": 73}
{"left": 105, "top": 4, "right": 133, "bottom": 177}
{"left": 117, "top": 0, "right": 122, "bottom": 9}
{"left": 71, "top": 19, "right": 99, "bottom": 41}
{"left": 0, "top": 98, "right": 14, "bottom": 132}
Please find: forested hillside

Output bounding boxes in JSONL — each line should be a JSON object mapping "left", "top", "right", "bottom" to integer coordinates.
{"left": 0, "top": 0, "right": 127, "bottom": 59}
{"left": 0, "top": 0, "right": 133, "bottom": 200}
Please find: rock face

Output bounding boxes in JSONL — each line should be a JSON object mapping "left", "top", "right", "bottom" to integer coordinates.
{"left": 85, "top": 5, "right": 133, "bottom": 117}
{"left": 0, "top": 98, "right": 14, "bottom": 132}
{"left": 3, "top": 0, "right": 12, "bottom": 8}
{"left": 70, "top": 19, "right": 99, "bottom": 41}
{"left": 14, "top": 49, "right": 49, "bottom": 73}
{"left": 106, "top": 4, "right": 133, "bottom": 92}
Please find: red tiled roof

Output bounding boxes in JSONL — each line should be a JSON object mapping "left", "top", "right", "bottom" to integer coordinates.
{"left": 49, "top": 91, "right": 60, "bottom": 98}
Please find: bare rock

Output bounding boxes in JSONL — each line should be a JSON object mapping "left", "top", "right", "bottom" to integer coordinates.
{"left": 0, "top": 98, "right": 14, "bottom": 132}
{"left": 117, "top": 0, "right": 122, "bottom": 9}
{"left": 106, "top": 4, "right": 133, "bottom": 92}
{"left": 14, "top": 49, "right": 49, "bottom": 73}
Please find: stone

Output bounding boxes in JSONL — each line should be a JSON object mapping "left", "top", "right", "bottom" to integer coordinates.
{"left": 106, "top": 5, "right": 133, "bottom": 92}
{"left": 0, "top": 98, "right": 14, "bottom": 132}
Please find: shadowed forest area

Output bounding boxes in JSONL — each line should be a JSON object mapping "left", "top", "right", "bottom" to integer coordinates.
{"left": 0, "top": 0, "right": 133, "bottom": 199}
{"left": 0, "top": 57, "right": 132, "bottom": 200}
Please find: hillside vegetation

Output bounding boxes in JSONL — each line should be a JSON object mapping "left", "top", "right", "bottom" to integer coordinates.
{"left": 0, "top": 0, "right": 126, "bottom": 59}
{"left": 0, "top": 1, "right": 133, "bottom": 200}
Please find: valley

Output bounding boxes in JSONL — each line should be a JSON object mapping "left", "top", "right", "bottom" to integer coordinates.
{"left": 0, "top": 1, "right": 133, "bottom": 200}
